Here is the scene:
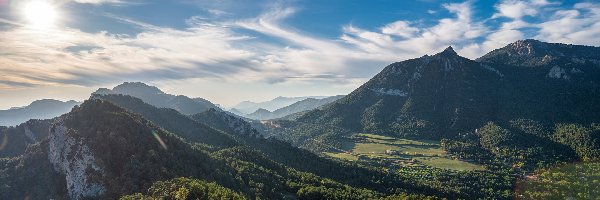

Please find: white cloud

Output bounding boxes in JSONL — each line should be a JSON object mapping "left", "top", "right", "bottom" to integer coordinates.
{"left": 342, "top": 1, "right": 487, "bottom": 58}
{"left": 457, "top": 0, "right": 556, "bottom": 57}
{"left": 0, "top": 22, "right": 260, "bottom": 88}
{"left": 535, "top": 3, "right": 600, "bottom": 46}
{"left": 381, "top": 21, "right": 419, "bottom": 38}
{"left": 492, "top": 0, "right": 556, "bottom": 19}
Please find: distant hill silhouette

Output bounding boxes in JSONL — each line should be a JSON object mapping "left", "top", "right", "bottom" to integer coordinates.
{"left": 0, "top": 99, "right": 79, "bottom": 126}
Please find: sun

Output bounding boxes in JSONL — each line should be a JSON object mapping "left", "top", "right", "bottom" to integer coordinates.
{"left": 22, "top": 0, "right": 59, "bottom": 28}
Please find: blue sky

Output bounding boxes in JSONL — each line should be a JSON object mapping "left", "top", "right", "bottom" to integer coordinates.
{"left": 0, "top": 0, "right": 598, "bottom": 108}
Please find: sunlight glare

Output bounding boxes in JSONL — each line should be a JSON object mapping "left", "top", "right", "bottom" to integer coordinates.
{"left": 22, "top": 0, "right": 58, "bottom": 28}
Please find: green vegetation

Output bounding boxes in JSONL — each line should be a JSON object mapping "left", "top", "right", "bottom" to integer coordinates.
{"left": 326, "top": 133, "right": 484, "bottom": 171}
{"left": 518, "top": 163, "right": 600, "bottom": 199}
{"left": 323, "top": 152, "right": 358, "bottom": 161}
{"left": 5, "top": 38, "right": 600, "bottom": 200}
{"left": 121, "top": 178, "right": 246, "bottom": 200}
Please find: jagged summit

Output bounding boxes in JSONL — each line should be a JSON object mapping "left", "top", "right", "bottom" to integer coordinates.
{"left": 429, "top": 45, "right": 465, "bottom": 60}
{"left": 439, "top": 46, "right": 457, "bottom": 55}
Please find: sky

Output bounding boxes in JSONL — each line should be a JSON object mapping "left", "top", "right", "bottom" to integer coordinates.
{"left": 0, "top": 0, "right": 599, "bottom": 109}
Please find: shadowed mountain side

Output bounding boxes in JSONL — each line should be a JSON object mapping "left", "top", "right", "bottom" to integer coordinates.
{"left": 92, "top": 94, "right": 237, "bottom": 148}
{"left": 93, "top": 82, "right": 220, "bottom": 115}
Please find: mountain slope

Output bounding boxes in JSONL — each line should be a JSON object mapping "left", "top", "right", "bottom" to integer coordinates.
{"left": 477, "top": 39, "right": 600, "bottom": 123}
{"left": 288, "top": 47, "right": 502, "bottom": 141}
{"left": 93, "top": 82, "right": 220, "bottom": 115}
{"left": 1, "top": 99, "right": 225, "bottom": 199}
{"left": 92, "top": 94, "right": 237, "bottom": 148}
{"left": 0, "top": 99, "right": 455, "bottom": 199}
{"left": 277, "top": 40, "right": 600, "bottom": 170}
{"left": 0, "top": 99, "right": 79, "bottom": 126}
{"left": 246, "top": 95, "right": 345, "bottom": 120}
{"left": 0, "top": 119, "right": 53, "bottom": 157}
{"left": 92, "top": 92, "right": 507, "bottom": 199}
{"left": 190, "top": 108, "right": 260, "bottom": 137}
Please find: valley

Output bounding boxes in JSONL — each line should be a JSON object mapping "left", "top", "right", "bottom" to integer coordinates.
{"left": 324, "top": 133, "right": 484, "bottom": 171}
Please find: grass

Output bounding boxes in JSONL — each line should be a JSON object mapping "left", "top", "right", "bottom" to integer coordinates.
{"left": 326, "top": 133, "right": 484, "bottom": 171}
{"left": 323, "top": 152, "right": 358, "bottom": 161}
{"left": 518, "top": 162, "right": 600, "bottom": 199}
{"left": 417, "top": 157, "right": 484, "bottom": 171}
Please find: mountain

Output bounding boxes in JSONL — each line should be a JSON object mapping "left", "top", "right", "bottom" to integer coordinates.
{"left": 0, "top": 99, "right": 79, "bottom": 126}
{"left": 1, "top": 99, "right": 473, "bottom": 199}
{"left": 0, "top": 99, "right": 236, "bottom": 199}
{"left": 91, "top": 94, "right": 238, "bottom": 148}
{"left": 190, "top": 108, "right": 261, "bottom": 137}
{"left": 0, "top": 119, "right": 53, "bottom": 157}
{"left": 477, "top": 39, "right": 600, "bottom": 67}
{"left": 93, "top": 82, "right": 220, "bottom": 115}
{"left": 277, "top": 40, "right": 600, "bottom": 170}
{"left": 231, "top": 96, "right": 324, "bottom": 114}
{"left": 286, "top": 46, "right": 502, "bottom": 140}
{"left": 227, "top": 108, "right": 246, "bottom": 117}
{"left": 245, "top": 108, "right": 272, "bottom": 120}
{"left": 474, "top": 39, "right": 600, "bottom": 124}
{"left": 246, "top": 95, "right": 345, "bottom": 120}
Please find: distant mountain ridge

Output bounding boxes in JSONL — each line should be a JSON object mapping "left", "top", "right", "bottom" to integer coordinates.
{"left": 230, "top": 96, "right": 327, "bottom": 114}
{"left": 0, "top": 99, "right": 80, "bottom": 126}
{"left": 246, "top": 95, "right": 345, "bottom": 120}
{"left": 93, "top": 82, "right": 220, "bottom": 115}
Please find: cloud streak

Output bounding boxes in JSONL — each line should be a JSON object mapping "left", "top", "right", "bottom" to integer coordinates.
{"left": 0, "top": 0, "right": 599, "bottom": 91}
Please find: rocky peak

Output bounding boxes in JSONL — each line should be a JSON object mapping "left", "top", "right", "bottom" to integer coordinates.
{"left": 507, "top": 39, "right": 547, "bottom": 56}
{"left": 436, "top": 46, "right": 458, "bottom": 57}
{"left": 477, "top": 39, "right": 600, "bottom": 66}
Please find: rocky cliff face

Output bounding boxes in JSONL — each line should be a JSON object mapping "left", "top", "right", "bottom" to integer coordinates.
{"left": 48, "top": 121, "right": 105, "bottom": 199}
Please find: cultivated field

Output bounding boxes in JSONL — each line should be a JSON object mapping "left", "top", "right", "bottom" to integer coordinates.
{"left": 325, "top": 133, "right": 484, "bottom": 171}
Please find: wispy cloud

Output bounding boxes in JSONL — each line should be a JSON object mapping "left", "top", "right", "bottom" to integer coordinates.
{"left": 535, "top": 2, "right": 600, "bottom": 46}
{"left": 341, "top": 1, "right": 487, "bottom": 58}
{"left": 0, "top": 0, "right": 599, "bottom": 92}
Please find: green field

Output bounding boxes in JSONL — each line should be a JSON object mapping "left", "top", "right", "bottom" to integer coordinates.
{"left": 326, "top": 133, "right": 484, "bottom": 171}
{"left": 323, "top": 152, "right": 359, "bottom": 161}
{"left": 518, "top": 162, "right": 600, "bottom": 199}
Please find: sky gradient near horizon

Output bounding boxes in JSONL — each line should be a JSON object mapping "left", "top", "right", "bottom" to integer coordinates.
{"left": 0, "top": 0, "right": 599, "bottom": 109}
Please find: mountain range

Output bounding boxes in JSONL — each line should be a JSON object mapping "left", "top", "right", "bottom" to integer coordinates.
{"left": 93, "top": 82, "right": 220, "bottom": 115}
{"left": 246, "top": 95, "right": 345, "bottom": 120}
{"left": 0, "top": 39, "right": 599, "bottom": 199}
{"left": 0, "top": 99, "right": 80, "bottom": 126}
{"left": 276, "top": 39, "right": 600, "bottom": 169}
{"left": 230, "top": 96, "right": 328, "bottom": 115}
